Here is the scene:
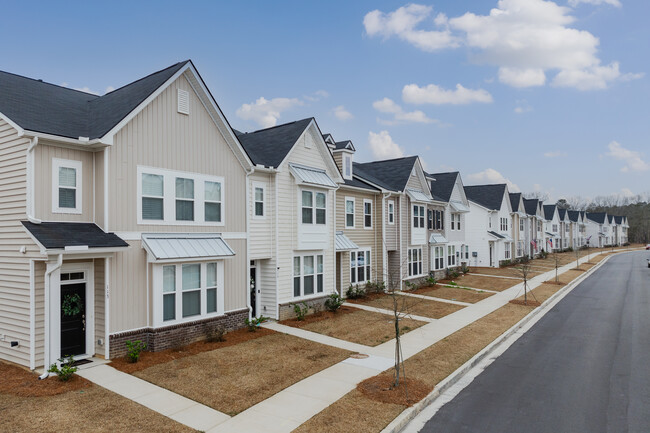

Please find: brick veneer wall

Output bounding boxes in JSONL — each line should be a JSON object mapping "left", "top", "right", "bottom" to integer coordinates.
{"left": 278, "top": 295, "right": 330, "bottom": 321}
{"left": 109, "top": 308, "right": 248, "bottom": 359}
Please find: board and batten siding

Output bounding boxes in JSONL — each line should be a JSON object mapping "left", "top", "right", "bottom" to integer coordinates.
{"left": 94, "top": 258, "right": 105, "bottom": 357}
{"left": 401, "top": 193, "right": 429, "bottom": 283}
{"left": 385, "top": 197, "right": 399, "bottom": 251}
{"left": 0, "top": 118, "right": 42, "bottom": 367}
{"left": 249, "top": 172, "right": 274, "bottom": 260}
{"left": 257, "top": 258, "right": 277, "bottom": 318}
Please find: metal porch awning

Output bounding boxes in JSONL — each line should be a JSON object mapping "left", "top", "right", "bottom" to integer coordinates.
{"left": 335, "top": 231, "right": 359, "bottom": 251}
{"left": 289, "top": 163, "right": 338, "bottom": 188}
{"left": 449, "top": 201, "right": 470, "bottom": 213}
{"left": 142, "top": 233, "right": 235, "bottom": 262}
{"left": 488, "top": 231, "right": 505, "bottom": 240}
{"left": 406, "top": 188, "right": 433, "bottom": 203}
{"left": 429, "top": 233, "right": 449, "bottom": 244}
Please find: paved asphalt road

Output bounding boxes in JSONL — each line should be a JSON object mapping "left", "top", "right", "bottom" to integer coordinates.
{"left": 418, "top": 251, "right": 650, "bottom": 433}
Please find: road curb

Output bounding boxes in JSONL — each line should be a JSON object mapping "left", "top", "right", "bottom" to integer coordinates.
{"left": 382, "top": 251, "right": 617, "bottom": 433}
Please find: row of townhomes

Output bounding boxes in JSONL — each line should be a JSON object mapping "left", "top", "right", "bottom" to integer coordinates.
{"left": 0, "top": 61, "right": 630, "bottom": 369}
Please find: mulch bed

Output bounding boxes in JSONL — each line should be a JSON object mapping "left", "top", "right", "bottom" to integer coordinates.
{"left": 0, "top": 361, "right": 91, "bottom": 397}
{"left": 111, "top": 327, "right": 275, "bottom": 374}
{"left": 357, "top": 375, "right": 432, "bottom": 407}
{"left": 280, "top": 306, "right": 356, "bottom": 328}
{"left": 508, "top": 299, "right": 541, "bottom": 307}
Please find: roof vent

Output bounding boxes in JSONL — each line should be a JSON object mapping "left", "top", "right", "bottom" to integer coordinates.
{"left": 177, "top": 89, "right": 189, "bottom": 115}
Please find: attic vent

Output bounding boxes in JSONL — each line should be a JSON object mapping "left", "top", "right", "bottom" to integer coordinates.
{"left": 177, "top": 89, "right": 190, "bottom": 115}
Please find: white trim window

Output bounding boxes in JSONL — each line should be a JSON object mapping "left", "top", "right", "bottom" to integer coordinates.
{"left": 343, "top": 154, "right": 352, "bottom": 179}
{"left": 363, "top": 199, "right": 372, "bottom": 229}
{"left": 345, "top": 198, "right": 355, "bottom": 228}
{"left": 293, "top": 254, "right": 324, "bottom": 297}
{"left": 427, "top": 209, "right": 433, "bottom": 230}
{"left": 253, "top": 183, "right": 265, "bottom": 218}
{"left": 553, "top": 224, "right": 558, "bottom": 232}
{"left": 408, "top": 248, "right": 423, "bottom": 277}
{"left": 52, "top": 158, "right": 82, "bottom": 214}
{"left": 137, "top": 166, "right": 224, "bottom": 225}
{"left": 434, "top": 210, "right": 444, "bottom": 230}
{"left": 505, "top": 243, "right": 512, "bottom": 259}
{"left": 350, "top": 249, "right": 371, "bottom": 284}
{"left": 156, "top": 261, "right": 224, "bottom": 326}
{"left": 388, "top": 200, "right": 395, "bottom": 225}
{"left": 447, "top": 245, "right": 456, "bottom": 267}
{"left": 412, "top": 205, "right": 425, "bottom": 229}
{"left": 451, "top": 214, "right": 461, "bottom": 231}
{"left": 302, "top": 190, "right": 327, "bottom": 225}
{"left": 520, "top": 219, "right": 525, "bottom": 232}
{"left": 500, "top": 217, "right": 508, "bottom": 231}
{"left": 462, "top": 245, "right": 469, "bottom": 261}
{"left": 432, "top": 245, "right": 445, "bottom": 270}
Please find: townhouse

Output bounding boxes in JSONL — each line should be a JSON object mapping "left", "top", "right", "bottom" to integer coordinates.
{"left": 464, "top": 184, "right": 513, "bottom": 267}
{"left": 543, "top": 204, "right": 561, "bottom": 251}
{"left": 557, "top": 208, "right": 569, "bottom": 250}
{"left": 0, "top": 61, "right": 254, "bottom": 369}
{"left": 523, "top": 198, "right": 545, "bottom": 256}
{"left": 509, "top": 192, "right": 529, "bottom": 259}
{"left": 585, "top": 212, "right": 608, "bottom": 247}
{"left": 567, "top": 210, "right": 586, "bottom": 249}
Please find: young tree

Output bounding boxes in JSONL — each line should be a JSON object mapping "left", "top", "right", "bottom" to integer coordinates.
{"left": 517, "top": 261, "right": 532, "bottom": 305}
{"left": 554, "top": 251, "right": 561, "bottom": 283}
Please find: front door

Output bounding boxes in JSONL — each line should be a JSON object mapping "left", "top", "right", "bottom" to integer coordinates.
{"left": 489, "top": 243, "right": 494, "bottom": 267}
{"left": 250, "top": 264, "right": 257, "bottom": 317}
{"left": 60, "top": 282, "right": 86, "bottom": 357}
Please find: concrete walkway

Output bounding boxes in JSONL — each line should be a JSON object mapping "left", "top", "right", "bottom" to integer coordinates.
{"left": 77, "top": 364, "right": 230, "bottom": 432}
{"left": 396, "top": 290, "right": 473, "bottom": 307}
{"left": 262, "top": 321, "right": 372, "bottom": 353}
{"left": 344, "top": 301, "right": 436, "bottom": 323}
{"left": 469, "top": 273, "right": 523, "bottom": 280}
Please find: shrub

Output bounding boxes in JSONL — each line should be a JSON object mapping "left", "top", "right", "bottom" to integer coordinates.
{"left": 500, "top": 260, "right": 512, "bottom": 267}
{"left": 461, "top": 263, "right": 470, "bottom": 274}
{"left": 446, "top": 267, "right": 460, "bottom": 279}
{"left": 47, "top": 355, "right": 78, "bottom": 381}
{"left": 206, "top": 325, "right": 226, "bottom": 342}
{"left": 425, "top": 274, "right": 436, "bottom": 286}
{"left": 125, "top": 340, "right": 147, "bottom": 363}
{"left": 540, "top": 250, "right": 548, "bottom": 259}
{"left": 364, "top": 280, "right": 386, "bottom": 294}
{"left": 244, "top": 316, "right": 267, "bottom": 332}
{"left": 324, "top": 293, "right": 344, "bottom": 312}
{"left": 345, "top": 284, "right": 367, "bottom": 299}
{"left": 292, "top": 303, "right": 309, "bottom": 321}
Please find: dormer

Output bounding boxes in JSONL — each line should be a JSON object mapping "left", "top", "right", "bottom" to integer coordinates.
{"left": 330, "top": 138, "right": 356, "bottom": 181}
{"left": 322, "top": 133, "right": 336, "bottom": 150}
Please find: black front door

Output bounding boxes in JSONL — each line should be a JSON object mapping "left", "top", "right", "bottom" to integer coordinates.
{"left": 60, "top": 283, "right": 86, "bottom": 357}
{"left": 250, "top": 266, "right": 257, "bottom": 317}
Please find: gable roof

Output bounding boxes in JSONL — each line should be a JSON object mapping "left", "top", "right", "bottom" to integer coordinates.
{"left": 614, "top": 215, "right": 624, "bottom": 224}
{"left": 557, "top": 207, "right": 567, "bottom": 220}
{"left": 567, "top": 210, "right": 581, "bottom": 222}
{"left": 334, "top": 140, "right": 355, "bottom": 151}
{"left": 0, "top": 61, "right": 188, "bottom": 139}
{"left": 543, "top": 204, "right": 557, "bottom": 220}
{"left": 607, "top": 214, "right": 615, "bottom": 224}
{"left": 428, "top": 172, "right": 458, "bottom": 202}
{"left": 586, "top": 212, "right": 607, "bottom": 224}
{"left": 236, "top": 118, "right": 313, "bottom": 167}
{"left": 354, "top": 156, "right": 419, "bottom": 192}
{"left": 523, "top": 198, "right": 539, "bottom": 216}
{"left": 464, "top": 184, "right": 508, "bottom": 211}
{"left": 509, "top": 192, "right": 522, "bottom": 213}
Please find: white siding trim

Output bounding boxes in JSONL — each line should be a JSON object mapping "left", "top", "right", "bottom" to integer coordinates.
{"left": 51, "top": 158, "right": 83, "bottom": 214}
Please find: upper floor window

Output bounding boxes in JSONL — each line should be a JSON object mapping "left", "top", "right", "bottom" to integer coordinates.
{"left": 451, "top": 214, "right": 461, "bottom": 231}
{"left": 204, "top": 181, "right": 222, "bottom": 222}
{"left": 302, "top": 190, "right": 326, "bottom": 225}
{"left": 175, "top": 178, "right": 194, "bottom": 221}
{"left": 142, "top": 174, "right": 164, "bottom": 220}
{"left": 388, "top": 201, "right": 395, "bottom": 225}
{"left": 253, "top": 184, "right": 265, "bottom": 218}
{"left": 413, "top": 205, "right": 425, "bottom": 229}
{"left": 428, "top": 209, "right": 433, "bottom": 230}
{"left": 343, "top": 154, "right": 352, "bottom": 179}
{"left": 52, "top": 158, "right": 82, "bottom": 214}
{"left": 520, "top": 219, "right": 525, "bottom": 231}
{"left": 500, "top": 217, "right": 508, "bottom": 231}
{"left": 434, "top": 210, "right": 444, "bottom": 230}
{"left": 552, "top": 224, "right": 558, "bottom": 232}
{"left": 346, "top": 198, "right": 355, "bottom": 228}
{"left": 364, "top": 200, "right": 372, "bottom": 228}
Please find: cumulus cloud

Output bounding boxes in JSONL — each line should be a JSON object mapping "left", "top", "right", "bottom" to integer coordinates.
{"left": 568, "top": 0, "right": 621, "bottom": 7}
{"left": 333, "top": 105, "right": 354, "bottom": 121}
{"left": 402, "top": 83, "right": 493, "bottom": 105}
{"left": 364, "top": 1, "right": 640, "bottom": 90}
{"left": 363, "top": 4, "right": 459, "bottom": 52}
{"left": 544, "top": 151, "right": 567, "bottom": 157}
{"left": 368, "top": 130, "right": 405, "bottom": 159}
{"left": 373, "top": 97, "right": 438, "bottom": 124}
{"left": 304, "top": 90, "right": 329, "bottom": 102}
{"left": 620, "top": 187, "right": 634, "bottom": 197}
{"left": 467, "top": 168, "right": 520, "bottom": 192}
{"left": 514, "top": 99, "right": 533, "bottom": 113}
{"left": 236, "top": 97, "right": 303, "bottom": 128}
{"left": 605, "top": 141, "right": 649, "bottom": 172}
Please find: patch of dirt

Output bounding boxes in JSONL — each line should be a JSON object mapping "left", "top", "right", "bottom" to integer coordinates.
{"left": 509, "top": 299, "right": 541, "bottom": 307}
{"left": 350, "top": 293, "right": 464, "bottom": 319}
{"left": 357, "top": 375, "right": 432, "bottom": 407}
{"left": 446, "top": 274, "right": 519, "bottom": 291}
{"left": 0, "top": 361, "right": 91, "bottom": 397}
{"left": 280, "top": 305, "right": 356, "bottom": 327}
{"left": 111, "top": 327, "right": 275, "bottom": 374}
{"left": 411, "top": 284, "right": 494, "bottom": 304}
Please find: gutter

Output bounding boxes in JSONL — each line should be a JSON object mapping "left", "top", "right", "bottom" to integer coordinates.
{"left": 26, "top": 137, "right": 41, "bottom": 224}
{"left": 245, "top": 166, "right": 254, "bottom": 319}
{"left": 40, "top": 254, "right": 63, "bottom": 379}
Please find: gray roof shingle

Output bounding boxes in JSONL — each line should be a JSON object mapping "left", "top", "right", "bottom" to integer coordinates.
{"left": 22, "top": 222, "right": 128, "bottom": 250}
{"left": 354, "top": 156, "right": 419, "bottom": 192}
{"left": 523, "top": 198, "right": 540, "bottom": 216}
{"left": 543, "top": 204, "right": 557, "bottom": 220}
{"left": 236, "top": 118, "right": 313, "bottom": 168}
{"left": 464, "top": 184, "right": 507, "bottom": 211}
{"left": 586, "top": 212, "right": 607, "bottom": 224}
{"left": 428, "top": 172, "right": 458, "bottom": 203}
{"left": 509, "top": 192, "right": 522, "bottom": 213}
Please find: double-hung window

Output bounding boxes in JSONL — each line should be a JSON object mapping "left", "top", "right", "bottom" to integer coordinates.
{"left": 413, "top": 205, "right": 425, "bottom": 228}
{"left": 433, "top": 210, "right": 444, "bottom": 230}
{"left": 175, "top": 178, "right": 194, "bottom": 221}
{"left": 364, "top": 200, "right": 372, "bottom": 228}
{"left": 254, "top": 185, "right": 265, "bottom": 217}
{"left": 204, "top": 181, "right": 222, "bottom": 222}
{"left": 432, "top": 246, "right": 444, "bottom": 270}
{"left": 162, "top": 266, "right": 176, "bottom": 321}
{"left": 451, "top": 214, "right": 460, "bottom": 230}
{"left": 388, "top": 201, "right": 395, "bottom": 224}
{"left": 428, "top": 209, "right": 433, "bottom": 230}
{"left": 142, "top": 173, "right": 164, "bottom": 220}
{"left": 302, "top": 190, "right": 326, "bottom": 225}
{"left": 350, "top": 249, "right": 371, "bottom": 284}
{"left": 345, "top": 198, "right": 355, "bottom": 228}
{"left": 52, "top": 158, "right": 82, "bottom": 214}
{"left": 293, "top": 254, "right": 324, "bottom": 297}
{"left": 447, "top": 245, "right": 456, "bottom": 267}
{"left": 520, "top": 219, "right": 525, "bottom": 232}
{"left": 505, "top": 243, "right": 512, "bottom": 259}
{"left": 408, "top": 248, "right": 423, "bottom": 277}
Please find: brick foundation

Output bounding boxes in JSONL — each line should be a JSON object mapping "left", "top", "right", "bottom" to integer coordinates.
{"left": 278, "top": 295, "right": 330, "bottom": 321}
{"left": 109, "top": 309, "right": 249, "bottom": 359}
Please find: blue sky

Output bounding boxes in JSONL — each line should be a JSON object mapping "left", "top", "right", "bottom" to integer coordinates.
{"left": 2, "top": 0, "right": 649, "bottom": 202}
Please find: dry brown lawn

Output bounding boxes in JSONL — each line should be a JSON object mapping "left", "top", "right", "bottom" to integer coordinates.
{"left": 294, "top": 303, "right": 536, "bottom": 433}
{"left": 282, "top": 307, "right": 426, "bottom": 346}
{"left": 0, "top": 362, "right": 193, "bottom": 433}
{"left": 351, "top": 294, "right": 464, "bottom": 319}
{"left": 470, "top": 266, "right": 541, "bottom": 279}
{"left": 134, "top": 332, "right": 350, "bottom": 415}
{"left": 544, "top": 269, "right": 587, "bottom": 285}
{"left": 447, "top": 274, "right": 520, "bottom": 291}
{"left": 412, "top": 285, "right": 493, "bottom": 304}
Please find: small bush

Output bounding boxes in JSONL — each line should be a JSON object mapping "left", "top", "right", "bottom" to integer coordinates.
{"left": 446, "top": 267, "right": 460, "bottom": 279}
{"left": 125, "top": 340, "right": 147, "bottom": 363}
{"left": 206, "top": 326, "right": 226, "bottom": 342}
{"left": 47, "top": 355, "right": 78, "bottom": 381}
{"left": 364, "top": 280, "right": 386, "bottom": 294}
{"left": 244, "top": 316, "right": 267, "bottom": 332}
{"left": 540, "top": 250, "right": 548, "bottom": 259}
{"left": 425, "top": 274, "right": 436, "bottom": 286}
{"left": 500, "top": 259, "right": 512, "bottom": 267}
{"left": 324, "top": 293, "right": 344, "bottom": 312}
{"left": 292, "top": 303, "right": 309, "bottom": 321}
{"left": 345, "top": 284, "right": 367, "bottom": 299}
{"left": 461, "top": 263, "right": 470, "bottom": 274}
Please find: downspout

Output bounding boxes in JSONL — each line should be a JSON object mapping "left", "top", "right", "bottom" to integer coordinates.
{"left": 245, "top": 167, "right": 254, "bottom": 319}
{"left": 26, "top": 137, "right": 41, "bottom": 224}
{"left": 382, "top": 191, "right": 393, "bottom": 284}
{"left": 40, "top": 254, "right": 63, "bottom": 380}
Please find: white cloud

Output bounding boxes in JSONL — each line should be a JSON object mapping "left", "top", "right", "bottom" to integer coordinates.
{"left": 402, "top": 83, "right": 493, "bottom": 105}
{"left": 236, "top": 97, "right": 303, "bottom": 128}
{"left": 620, "top": 187, "right": 634, "bottom": 197}
{"left": 365, "top": 1, "right": 640, "bottom": 90}
{"left": 544, "top": 151, "right": 567, "bottom": 157}
{"left": 368, "top": 130, "right": 405, "bottom": 160}
{"left": 605, "top": 141, "right": 649, "bottom": 172}
{"left": 514, "top": 99, "right": 533, "bottom": 113}
{"left": 363, "top": 4, "right": 459, "bottom": 52}
{"left": 333, "top": 105, "right": 354, "bottom": 121}
{"left": 467, "top": 168, "right": 520, "bottom": 192}
{"left": 373, "top": 97, "right": 438, "bottom": 124}
{"left": 304, "top": 90, "right": 329, "bottom": 102}
{"left": 568, "top": 0, "right": 621, "bottom": 7}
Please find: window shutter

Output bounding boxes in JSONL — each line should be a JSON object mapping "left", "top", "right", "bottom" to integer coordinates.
{"left": 177, "top": 89, "right": 190, "bottom": 115}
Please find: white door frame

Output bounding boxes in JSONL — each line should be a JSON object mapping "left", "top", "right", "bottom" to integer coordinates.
{"left": 250, "top": 260, "right": 261, "bottom": 317}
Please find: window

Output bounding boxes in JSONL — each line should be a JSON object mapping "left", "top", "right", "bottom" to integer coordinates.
{"left": 413, "top": 205, "right": 425, "bottom": 228}
{"left": 408, "top": 248, "right": 423, "bottom": 276}
{"left": 364, "top": 200, "right": 372, "bottom": 228}
{"left": 520, "top": 219, "right": 525, "bottom": 232}
{"left": 462, "top": 245, "right": 469, "bottom": 260}
{"left": 517, "top": 241, "right": 523, "bottom": 257}
{"left": 345, "top": 198, "right": 355, "bottom": 228}
{"left": 343, "top": 154, "right": 352, "bottom": 179}
{"left": 293, "top": 254, "right": 324, "bottom": 297}
{"left": 447, "top": 245, "right": 456, "bottom": 267}
{"left": 428, "top": 209, "right": 433, "bottom": 230}
{"left": 500, "top": 217, "right": 508, "bottom": 231}
{"left": 434, "top": 210, "right": 444, "bottom": 230}
{"left": 565, "top": 225, "right": 570, "bottom": 233}
{"left": 302, "top": 190, "right": 326, "bottom": 225}
{"left": 350, "top": 249, "right": 372, "bottom": 284}
{"left": 538, "top": 221, "right": 542, "bottom": 232}
{"left": 451, "top": 214, "right": 460, "bottom": 231}
{"left": 175, "top": 178, "right": 194, "bottom": 221}
{"left": 388, "top": 201, "right": 395, "bottom": 225}
{"left": 254, "top": 185, "right": 265, "bottom": 217}
{"left": 182, "top": 264, "right": 201, "bottom": 317}
{"left": 205, "top": 181, "right": 222, "bottom": 222}
{"left": 163, "top": 266, "right": 176, "bottom": 321}
{"left": 432, "top": 246, "right": 445, "bottom": 270}
{"left": 142, "top": 173, "right": 164, "bottom": 220}
{"left": 505, "top": 243, "right": 511, "bottom": 259}
{"left": 52, "top": 158, "right": 82, "bottom": 214}
{"left": 553, "top": 224, "right": 558, "bottom": 232}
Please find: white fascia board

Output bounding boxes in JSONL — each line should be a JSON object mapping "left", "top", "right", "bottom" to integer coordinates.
{"left": 0, "top": 111, "right": 25, "bottom": 136}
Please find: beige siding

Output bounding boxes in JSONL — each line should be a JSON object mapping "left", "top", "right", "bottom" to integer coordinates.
{"left": 257, "top": 258, "right": 277, "bottom": 318}
{"left": 385, "top": 197, "right": 398, "bottom": 251}
{"left": 332, "top": 152, "right": 343, "bottom": 173}
{"left": 95, "top": 150, "right": 105, "bottom": 229}
{"left": 401, "top": 194, "right": 429, "bottom": 285}
{"left": 34, "top": 261, "right": 45, "bottom": 367}
{"left": 94, "top": 258, "right": 105, "bottom": 356}
{"left": 249, "top": 172, "right": 274, "bottom": 260}
{"left": 33, "top": 143, "right": 94, "bottom": 222}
